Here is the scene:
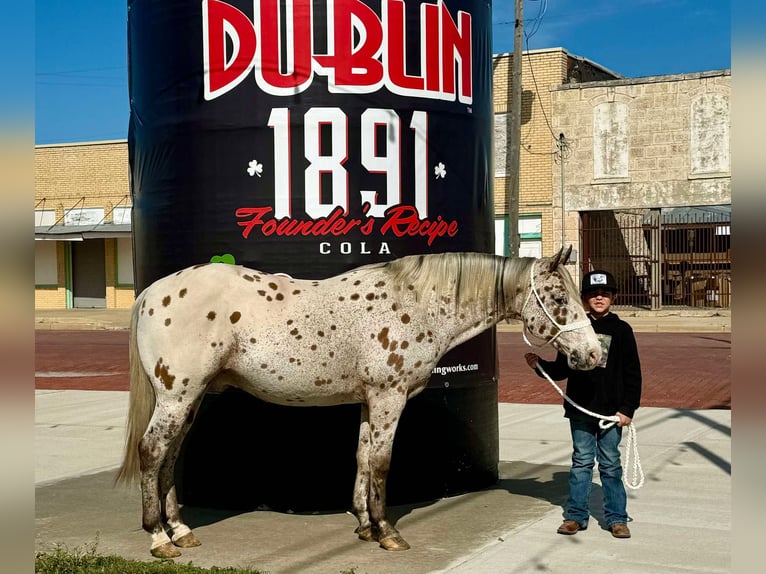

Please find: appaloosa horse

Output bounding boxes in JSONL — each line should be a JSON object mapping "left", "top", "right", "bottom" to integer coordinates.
{"left": 116, "top": 246, "right": 600, "bottom": 558}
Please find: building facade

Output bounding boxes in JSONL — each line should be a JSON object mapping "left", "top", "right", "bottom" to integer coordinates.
{"left": 492, "top": 48, "right": 620, "bottom": 258}
{"left": 35, "top": 141, "right": 134, "bottom": 309}
{"left": 34, "top": 49, "right": 731, "bottom": 310}
{"left": 551, "top": 69, "right": 731, "bottom": 308}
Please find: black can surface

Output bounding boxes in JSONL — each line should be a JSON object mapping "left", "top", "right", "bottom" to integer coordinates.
{"left": 129, "top": 0, "right": 497, "bottom": 509}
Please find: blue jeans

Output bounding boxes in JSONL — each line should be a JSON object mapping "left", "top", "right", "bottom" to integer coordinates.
{"left": 564, "top": 417, "right": 628, "bottom": 528}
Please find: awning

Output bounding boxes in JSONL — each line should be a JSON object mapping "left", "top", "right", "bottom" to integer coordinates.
{"left": 642, "top": 205, "right": 731, "bottom": 225}
{"left": 35, "top": 224, "right": 133, "bottom": 241}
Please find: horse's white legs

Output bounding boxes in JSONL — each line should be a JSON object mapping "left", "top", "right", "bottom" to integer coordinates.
{"left": 365, "top": 394, "right": 410, "bottom": 551}
{"left": 139, "top": 399, "right": 200, "bottom": 559}
{"left": 352, "top": 404, "right": 373, "bottom": 541}
{"left": 159, "top": 403, "right": 202, "bottom": 549}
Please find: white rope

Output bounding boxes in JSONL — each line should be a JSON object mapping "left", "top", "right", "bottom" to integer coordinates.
{"left": 535, "top": 362, "right": 645, "bottom": 490}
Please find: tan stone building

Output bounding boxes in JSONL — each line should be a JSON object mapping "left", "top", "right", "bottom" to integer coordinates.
{"left": 34, "top": 48, "right": 731, "bottom": 310}
{"left": 551, "top": 69, "right": 731, "bottom": 308}
{"left": 35, "top": 141, "right": 134, "bottom": 309}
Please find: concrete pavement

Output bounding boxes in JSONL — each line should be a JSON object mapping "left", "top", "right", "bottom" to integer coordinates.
{"left": 35, "top": 307, "right": 731, "bottom": 571}
{"left": 35, "top": 390, "right": 730, "bottom": 573}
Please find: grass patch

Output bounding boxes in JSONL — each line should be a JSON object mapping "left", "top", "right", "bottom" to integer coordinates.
{"left": 35, "top": 541, "right": 364, "bottom": 574}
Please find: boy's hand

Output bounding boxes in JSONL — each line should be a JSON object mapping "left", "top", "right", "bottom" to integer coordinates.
{"left": 615, "top": 412, "right": 632, "bottom": 427}
{"left": 524, "top": 353, "right": 540, "bottom": 369}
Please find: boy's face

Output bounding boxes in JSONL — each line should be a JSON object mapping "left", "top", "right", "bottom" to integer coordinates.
{"left": 582, "top": 288, "right": 615, "bottom": 317}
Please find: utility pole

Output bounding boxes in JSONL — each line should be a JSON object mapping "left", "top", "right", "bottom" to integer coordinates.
{"left": 558, "top": 133, "right": 567, "bottom": 247}
{"left": 506, "top": 0, "right": 523, "bottom": 258}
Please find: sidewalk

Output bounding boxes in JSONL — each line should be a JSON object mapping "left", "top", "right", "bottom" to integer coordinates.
{"left": 35, "top": 307, "right": 731, "bottom": 333}
{"left": 35, "top": 391, "right": 731, "bottom": 573}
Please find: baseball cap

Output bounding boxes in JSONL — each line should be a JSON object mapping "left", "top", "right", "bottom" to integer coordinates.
{"left": 581, "top": 270, "right": 618, "bottom": 295}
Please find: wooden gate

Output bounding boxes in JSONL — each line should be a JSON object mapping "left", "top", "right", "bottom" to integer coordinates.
{"left": 580, "top": 207, "right": 731, "bottom": 310}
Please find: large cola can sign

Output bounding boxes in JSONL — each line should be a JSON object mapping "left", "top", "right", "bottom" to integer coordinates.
{"left": 130, "top": 0, "right": 494, "bottom": 384}
{"left": 130, "top": 0, "right": 497, "bottom": 508}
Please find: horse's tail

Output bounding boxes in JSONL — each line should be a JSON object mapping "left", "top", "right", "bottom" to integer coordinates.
{"left": 114, "top": 290, "right": 155, "bottom": 487}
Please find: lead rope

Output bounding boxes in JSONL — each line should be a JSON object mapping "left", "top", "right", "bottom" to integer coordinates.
{"left": 520, "top": 262, "right": 643, "bottom": 489}
{"left": 534, "top": 363, "right": 645, "bottom": 490}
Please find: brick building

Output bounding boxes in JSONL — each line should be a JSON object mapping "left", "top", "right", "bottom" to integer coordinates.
{"left": 34, "top": 48, "right": 731, "bottom": 310}
{"left": 492, "top": 48, "right": 620, "bottom": 257}
{"left": 35, "top": 141, "right": 134, "bottom": 309}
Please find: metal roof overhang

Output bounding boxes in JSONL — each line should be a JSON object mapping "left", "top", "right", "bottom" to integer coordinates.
{"left": 34, "top": 224, "right": 133, "bottom": 241}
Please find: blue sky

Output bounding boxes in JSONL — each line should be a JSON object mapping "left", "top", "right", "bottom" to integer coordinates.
{"left": 34, "top": 0, "right": 731, "bottom": 145}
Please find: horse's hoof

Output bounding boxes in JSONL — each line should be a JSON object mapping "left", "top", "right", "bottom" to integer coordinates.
{"left": 173, "top": 532, "right": 201, "bottom": 548}
{"left": 355, "top": 526, "right": 375, "bottom": 542}
{"left": 151, "top": 542, "right": 182, "bottom": 559}
{"left": 379, "top": 534, "right": 410, "bottom": 551}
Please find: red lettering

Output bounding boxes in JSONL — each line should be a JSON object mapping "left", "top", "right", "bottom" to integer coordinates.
{"left": 379, "top": 205, "right": 459, "bottom": 245}
{"left": 257, "top": 0, "right": 313, "bottom": 90}
{"left": 236, "top": 207, "right": 271, "bottom": 238}
{"left": 203, "top": 0, "right": 257, "bottom": 100}
{"left": 440, "top": 2, "right": 472, "bottom": 102}
{"left": 386, "top": 0, "right": 424, "bottom": 91}
{"left": 315, "top": 0, "right": 384, "bottom": 88}
{"left": 203, "top": 0, "right": 474, "bottom": 103}
{"left": 423, "top": 2, "right": 441, "bottom": 93}
{"left": 235, "top": 206, "right": 363, "bottom": 239}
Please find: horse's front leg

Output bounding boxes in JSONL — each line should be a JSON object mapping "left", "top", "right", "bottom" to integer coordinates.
{"left": 367, "top": 394, "right": 410, "bottom": 551}
{"left": 352, "top": 404, "right": 374, "bottom": 542}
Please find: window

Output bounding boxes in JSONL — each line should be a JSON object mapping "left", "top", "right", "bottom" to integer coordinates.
{"left": 519, "top": 215, "right": 542, "bottom": 258}
{"left": 116, "top": 238, "right": 134, "bottom": 285}
{"left": 495, "top": 214, "right": 542, "bottom": 257}
{"left": 494, "top": 218, "right": 507, "bottom": 255}
{"left": 35, "top": 241, "right": 58, "bottom": 285}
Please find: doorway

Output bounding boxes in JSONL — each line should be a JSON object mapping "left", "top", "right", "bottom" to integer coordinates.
{"left": 71, "top": 239, "right": 106, "bottom": 308}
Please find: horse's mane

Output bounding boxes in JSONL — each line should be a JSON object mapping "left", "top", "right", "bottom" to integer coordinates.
{"left": 381, "top": 252, "right": 535, "bottom": 314}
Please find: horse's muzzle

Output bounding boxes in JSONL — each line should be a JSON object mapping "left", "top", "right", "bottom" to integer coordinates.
{"left": 567, "top": 348, "right": 601, "bottom": 371}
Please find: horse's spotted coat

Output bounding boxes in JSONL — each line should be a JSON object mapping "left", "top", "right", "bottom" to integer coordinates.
{"left": 117, "top": 249, "right": 601, "bottom": 558}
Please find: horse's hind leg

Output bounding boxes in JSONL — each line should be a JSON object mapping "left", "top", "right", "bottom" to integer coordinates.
{"left": 159, "top": 399, "right": 203, "bottom": 550}
{"left": 352, "top": 404, "right": 374, "bottom": 542}
{"left": 140, "top": 399, "right": 200, "bottom": 559}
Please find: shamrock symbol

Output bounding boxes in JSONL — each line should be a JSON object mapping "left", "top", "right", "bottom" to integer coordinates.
{"left": 210, "top": 254, "right": 236, "bottom": 265}
{"left": 247, "top": 159, "right": 263, "bottom": 177}
{"left": 434, "top": 162, "right": 446, "bottom": 179}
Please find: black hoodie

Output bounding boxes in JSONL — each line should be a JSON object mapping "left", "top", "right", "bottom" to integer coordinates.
{"left": 535, "top": 312, "right": 642, "bottom": 420}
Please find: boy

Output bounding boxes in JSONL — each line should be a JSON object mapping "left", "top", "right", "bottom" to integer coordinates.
{"left": 524, "top": 270, "right": 642, "bottom": 538}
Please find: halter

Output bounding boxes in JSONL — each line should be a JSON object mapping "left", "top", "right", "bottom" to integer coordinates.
{"left": 521, "top": 261, "right": 592, "bottom": 349}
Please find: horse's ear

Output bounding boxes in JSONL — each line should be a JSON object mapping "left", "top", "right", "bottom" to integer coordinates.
{"left": 561, "top": 245, "right": 573, "bottom": 266}
{"left": 548, "top": 247, "right": 564, "bottom": 271}
{"left": 548, "top": 245, "right": 573, "bottom": 271}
